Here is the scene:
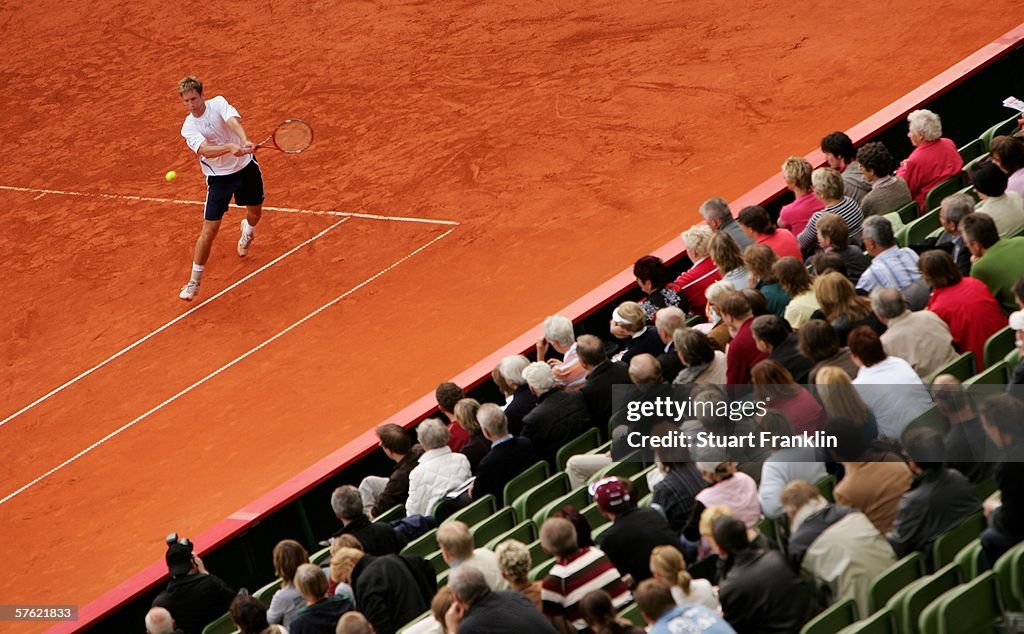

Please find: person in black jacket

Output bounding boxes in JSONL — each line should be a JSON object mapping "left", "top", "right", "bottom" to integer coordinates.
{"left": 359, "top": 423, "right": 424, "bottom": 519}
{"left": 444, "top": 565, "right": 557, "bottom": 634}
{"left": 521, "top": 362, "right": 590, "bottom": 468}
{"left": 979, "top": 395, "right": 1024, "bottom": 568}
{"left": 330, "top": 485, "right": 406, "bottom": 556}
{"left": 653, "top": 307, "right": 688, "bottom": 383}
{"left": 750, "top": 315, "right": 814, "bottom": 384}
{"left": 610, "top": 301, "right": 666, "bottom": 364}
{"left": 578, "top": 335, "right": 631, "bottom": 434}
{"left": 290, "top": 564, "right": 353, "bottom": 634}
{"left": 152, "top": 540, "right": 235, "bottom": 634}
{"left": 331, "top": 548, "right": 433, "bottom": 634}
{"left": 473, "top": 403, "right": 536, "bottom": 504}
{"left": 936, "top": 193, "right": 976, "bottom": 277}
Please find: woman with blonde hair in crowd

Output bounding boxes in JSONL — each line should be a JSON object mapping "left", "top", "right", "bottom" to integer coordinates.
{"left": 454, "top": 398, "right": 488, "bottom": 473}
{"left": 649, "top": 544, "right": 720, "bottom": 612}
{"left": 708, "top": 231, "right": 749, "bottom": 291}
{"left": 815, "top": 365, "right": 878, "bottom": 440}
{"left": 673, "top": 224, "right": 721, "bottom": 314}
{"left": 778, "top": 156, "right": 825, "bottom": 236}
{"left": 773, "top": 256, "right": 820, "bottom": 329}
{"left": 700, "top": 279, "right": 736, "bottom": 350}
{"left": 814, "top": 271, "right": 884, "bottom": 345}
{"left": 266, "top": 539, "right": 310, "bottom": 627}
{"left": 495, "top": 539, "right": 542, "bottom": 610}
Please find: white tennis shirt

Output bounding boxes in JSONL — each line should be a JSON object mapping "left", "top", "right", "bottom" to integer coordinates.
{"left": 180, "top": 96, "right": 253, "bottom": 177}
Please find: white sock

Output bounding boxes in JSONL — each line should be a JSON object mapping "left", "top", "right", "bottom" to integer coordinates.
{"left": 190, "top": 263, "right": 204, "bottom": 283}
{"left": 242, "top": 219, "right": 255, "bottom": 236}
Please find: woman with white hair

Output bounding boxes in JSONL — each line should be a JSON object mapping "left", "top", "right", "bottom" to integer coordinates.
{"left": 520, "top": 361, "right": 590, "bottom": 467}
{"left": 536, "top": 315, "right": 587, "bottom": 390}
{"left": 405, "top": 418, "right": 472, "bottom": 517}
{"left": 671, "top": 224, "right": 722, "bottom": 315}
{"left": 896, "top": 109, "right": 964, "bottom": 208}
{"left": 490, "top": 354, "right": 536, "bottom": 436}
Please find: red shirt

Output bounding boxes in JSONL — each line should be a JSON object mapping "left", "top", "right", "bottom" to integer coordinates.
{"left": 927, "top": 277, "right": 1006, "bottom": 370}
{"left": 671, "top": 257, "right": 721, "bottom": 315}
{"left": 726, "top": 319, "right": 767, "bottom": 384}
{"left": 772, "top": 387, "right": 827, "bottom": 433}
{"left": 896, "top": 138, "right": 963, "bottom": 209}
{"left": 757, "top": 229, "right": 803, "bottom": 261}
{"left": 778, "top": 192, "right": 825, "bottom": 237}
{"left": 447, "top": 421, "right": 469, "bottom": 451}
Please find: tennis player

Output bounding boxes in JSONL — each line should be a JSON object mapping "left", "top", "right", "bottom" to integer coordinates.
{"left": 177, "top": 76, "right": 264, "bottom": 301}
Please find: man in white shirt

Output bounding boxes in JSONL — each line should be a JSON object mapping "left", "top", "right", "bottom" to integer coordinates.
{"left": 177, "top": 76, "right": 264, "bottom": 300}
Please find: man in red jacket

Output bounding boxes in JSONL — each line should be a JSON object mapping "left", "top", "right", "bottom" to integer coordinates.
{"left": 718, "top": 293, "right": 766, "bottom": 384}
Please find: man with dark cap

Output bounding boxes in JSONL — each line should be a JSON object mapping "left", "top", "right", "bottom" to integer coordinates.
{"left": 152, "top": 537, "right": 235, "bottom": 634}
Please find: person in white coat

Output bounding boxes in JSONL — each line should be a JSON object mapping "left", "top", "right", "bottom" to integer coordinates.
{"left": 406, "top": 418, "right": 471, "bottom": 517}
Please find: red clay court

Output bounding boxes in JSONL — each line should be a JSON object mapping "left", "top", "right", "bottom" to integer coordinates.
{"left": 0, "top": 0, "right": 1020, "bottom": 630}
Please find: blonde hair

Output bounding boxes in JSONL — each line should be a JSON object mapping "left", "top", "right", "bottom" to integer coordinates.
{"left": 613, "top": 301, "right": 647, "bottom": 333}
{"left": 682, "top": 224, "right": 715, "bottom": 260}
{"left": 815, "top": 366, "right": 871, "bottom": 425}
{"left": 650, "top": 545, "right": 693, "bottom": 595}
{"left": 177, "top": 76, "right": 203, "bottom": 95}
{"left": 454, "top": 398, "right": 481, "bottom": 434}
{"left": 495, "top": 539, "right": 532, "bottom": 585}
{"left": 699, "top": 504, "right": 735, "bottom": 537}
{"left": 815, "top": 272, "right": 872, "bottom": 322}
{"left": 708, "top": 231, "right": 744, "bottom": 276}
{"left": 329, "top": 548, "right": 364, "bottom": 585}
{"left": 812, "top": 167, "right": 845, "bottom": 201}
{"left": 782, "top": 156, "right": 814, "bottom": 191}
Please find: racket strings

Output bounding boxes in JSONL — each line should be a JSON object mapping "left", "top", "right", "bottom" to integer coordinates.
{"left": 273, "top": 120, "right": 313, "bottom": 153}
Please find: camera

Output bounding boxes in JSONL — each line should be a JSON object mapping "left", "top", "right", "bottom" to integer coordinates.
{"left": 166, "top": 532, "right": 193, "bottom": 552}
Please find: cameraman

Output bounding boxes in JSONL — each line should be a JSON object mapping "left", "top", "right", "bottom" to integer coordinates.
{"left": 152, "top": 536, "right": 235, "bottom": 634}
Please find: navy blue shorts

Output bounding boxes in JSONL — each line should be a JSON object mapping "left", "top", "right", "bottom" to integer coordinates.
{"left": 204, "top": 159, "right": 265, "bottom": 221}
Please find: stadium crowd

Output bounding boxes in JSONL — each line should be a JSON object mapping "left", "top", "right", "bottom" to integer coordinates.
{"left": 145, "top": 111, "right": 1024, "bottom": 634}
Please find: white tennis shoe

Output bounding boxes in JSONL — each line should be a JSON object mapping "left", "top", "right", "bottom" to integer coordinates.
{"left": 237, "top": 220, "right": 254, "bottom": 257}
{"left": 179, "top": 280, "right": 200, "bottom": 301}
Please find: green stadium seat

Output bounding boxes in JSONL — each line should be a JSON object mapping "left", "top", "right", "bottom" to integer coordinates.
{"left": 868, "top": 552, "right": 925, "bottom": 614}
{"left": 924, "top": 174, "right": 964, "bottom": 216}
{"left": 310, "top": 545, "right": 331, "bottom": 565}
{"left": 253, "top": 577, "right": 283, "bottom": 607}
{"left": 201, "top": 613, "right": 238, "bottom": 634}
{"left": 470, "top": 506, "right": 517, "bottom": 547}
{"left": 557, "top": 428, "right": 601, "bottom": 472}
{"left": 592, "top": 521, "right": 613, "bottom": 541}
{"left": 373, "top": 504, "right": 405, "bottom": 524}
{"left": 954, "top": 539, "right": 984, "bottom": 582}
{"left": 511, "top": 472, "right": 570, "bottom": 527}
{"left": 994, "top": 539, "right": 1024, "bottom": 612}
{"left": 901, "top": 406, "right": 950, "bottom": 437}
{"left": 588, "top": 456, "right": 644, "bottom": 484}
{"left": 426, "top": 548, "right": 449, "bottom": 575}
{"left": 686, "top": 313, "right": 706, "bottom": 327}
{"left": 486, "top": 519, "right": 538, "bottom": 550}
{"left": 401, "top": 527, "right": 438, "bottom": 557}
{"left": 958, "top": 138, "right": 986, "bottom": 164}
{"left": 838, "top": 608, "right": 897, "bottom": 634}
{"left": 396, "top": 611, "right": 432, "bottom": 633}
{"left": 503, "top": 461, "right": 550, "bottom": 508}
{"left": 981, "top": 114, "right": 1020, "bottom": 150}
{"left": 436, "top": 568, "right": 450, "bottom": 588}
{"left": 963, "top": 151, "right": 991, "bottom": 175}
{"left": 443, "top": 494, "right": 496, "bottom": 528}
{"left": 932, "top": 511, "right": 985, "bottom": 570}
{"left": 973, "top": 477, "right": 998, "bottom": 501}
{"left": 816, "top": 474, "right": 837, "bottom": 504}
{"left": 983, "top": 326, "right": 1015, "bottom": 370}
{"left": 885, "top": 563, "right": 960, "bottom": 634}
{"left": 917, "top": 570, "right": 1002, "bottom": 634}
{"left": 756, "top": 517, "right": 779, "bottom": 545}
{"left": 638, "top": 492, "right": 653, "bottom": 507}
{"left": 893, "top": 200, "right": 920, "bottom": 224}
{"left": 897, "top": 209, "right": 942, "bottom": 247}
{"left": 529, "top": 556, "right": 557, "bottom": 581}
{"left": 925, "top": 351, "right": 976, "bottom": 385}
{"left": 800, "top": 597, "right": 857, "bottom": 634}
{"left": 527, "top": 539, "right": 548, "bottom": 566}
{"left": 533, "top": 486, "right": 592, "bottom": 526}
{"left": 629, "top": 465, "right": 656, "bottom": 499}
{"left": 581, "top": 502, "right": 610, "bottom": 530}
{"left": 882, "top": 211, "right": 905, "bottom": 234}
{"left": 591, "top": 440, "right": 613, "bottom": 455}
{"left": 1006, "top": 348, "right": 1021, "bottom": 368}
{"left": 965, "top": 361, "right": 1010, "bottom": 388}
{"left": 620, "top": 602, "right": 645, "bottom": 627}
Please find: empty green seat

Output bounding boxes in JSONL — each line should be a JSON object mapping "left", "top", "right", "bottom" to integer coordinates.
{"left": 426, "top": 548, "right": 449, "bottom": 575}
{"left": 401, "top": 527, "right": 438, "bottom": 557}
{"left": 885, "top": 563, "right": 960, "bottom": 634}
{"left": 932, "top": 511, "right": 985, "bottom": 570}
{"left": 310, "top": 545, "right": 332, "bottom": 565}
{"left": 924, "top": 175, "right": 964, "bottom": 217}
{"left": 253, "top": 577, "right": 283, "bottom": 606}
{"left": 581, "top": 502, "right": 610, "bottom": 530}
{"left": 983, "top": 326, "right": 1015, "bottom": 370}
{"left": 974, "top": 477, "right": 998, "bottom": 501}
{"left": 511, "top": 472, "right": 569, "bottom": 527}
{"left": 443, "top": 494, "right": 496, "bottom": 528}
{"left": 486, "top": 519, "right": 538, "bottom": 550}
{"left": 470, "top": 506, "right": 517, "bottom": 547}
{"left": 630, "top": 465, "right": 656, "bottom": 499}
{"left": 917, "top": 571, "right": 1002, "bottom": 634}
{"left": 994, "top": 539, "right": 1024, "bottom": 612}
{"left": 981, "top": 114, "right": 1020, "bottom": 150}
{"left": 557, "top": 428, "right": 601, "bottom": 471}
{"left": 868, "top": 552, "right": 925, "bottom": 614}
{"left": 588, "top": 455, "right": 644, "bottom": 484}
{"left": 373, "top": 503, "right": 405, "bottom": 523}
{"left": 838, "top": 608, "right": 896, "bottom": 634}
{"left": 954, "top": 539, "right": 984, "bottom": 582}
{"left": 397, "top": 611, "right": 432, "bottom": 633}
{"left": 503, "top": 461, "right": 550, "bottom": 508}
{"left": 591, "top": 439, "right": 612, "bottom": 455}
{"left": 800, "top": 597, "right": 857, "bottom": 634}
{"left": 958, "top": 138, "right": 986, "bottom": 164}
{"left": 893, "top": 200, "right": 920, "bottom": 224}
{"left": 201, "top": 613, "right": 238, "bottom": 634}
{"left": 527, "top": 539, "right": 548, "bottom": 566}
{"left": 964, "top": 361, "right": 1010, "bottom": 388}
{"left": 925, "top": 351, "right": 976, "bottom": 385}
{"left": 533, "top": 486, "right": 592, "bottom": 526}
{"left": 898, "top": 209, "right": 942, "bottom": 248}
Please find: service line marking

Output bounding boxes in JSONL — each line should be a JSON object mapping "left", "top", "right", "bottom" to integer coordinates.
{"left": 0, "top": 184, "right": 460, "bottom": 226}
{"left": 0, "top": 227, "right": 456, "bottom": 506}
{"left": 0, "top": 217, "right": 351, "bottom": 429}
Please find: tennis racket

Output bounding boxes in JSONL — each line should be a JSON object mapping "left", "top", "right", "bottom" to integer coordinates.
{"left": 247, "top": 119, "right": 314, "bottom": 154}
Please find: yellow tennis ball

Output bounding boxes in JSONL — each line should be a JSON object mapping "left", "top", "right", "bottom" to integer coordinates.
{"left": 165, "top": 170, "right": 177, "bottom": 182}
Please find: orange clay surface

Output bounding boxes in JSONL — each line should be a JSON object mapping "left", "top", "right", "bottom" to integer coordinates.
{"left": 0, "top": 0, "right": 1019, "bottom": 629}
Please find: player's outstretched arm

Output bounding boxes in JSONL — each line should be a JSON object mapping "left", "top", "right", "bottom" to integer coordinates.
{"left": 225, "top": 116, "right": 254, "bottom": 153}
{"left": 197, "top": 141, "right": 245, "bottom": 158}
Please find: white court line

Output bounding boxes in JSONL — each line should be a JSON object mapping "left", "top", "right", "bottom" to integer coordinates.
{"left": 0, "top": 228, "right": 455, "bottom": 506}
{"left": 0, "top": 184, "right": 459, "bottom": 226}
{"left": 0, "top": 217, "right": 350, "bottom": 429}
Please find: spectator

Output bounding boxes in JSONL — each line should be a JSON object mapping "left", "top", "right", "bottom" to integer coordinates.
{"left": 887, "top": 428, "right": 982, "bottom": 563}
{"left": 577, "top": 335, "right": 631, "bottom": 432}
{"left": 609, "top": 301, "right": 665, "bottom": 364}
{"left": 230, "top": 595, "right": 288, "bottom": 634}
{"left": 741, "top": 279, "right": 772, "bottom": 319}
{"left": 591, "top": 477, "right": 681, "bottom": 586}
{"left": 472, "top": 403, "right": 536, "bottom": 504}
{"left": 267, "top": 539, "right": 310, "bottom": 628}
{"left": 857, "top": 216, "right": 924, "bottom": 300}
{"left": 521, "top": 362, "right": 590, "bottom": 468}
{"left": 799, "top": 167, "right": 864, "bottom": 254}
{"left": 774, "top": 256, "right": 821, "bottom": 329}
{"left": 495, "top": 539, "right": 542, "bottom": 610}
{"left": 990, "top": 135, "right": 1024, "bottom": 196}
{"left": 825, "top": 416, "right": 913, "bottom": 534}
{"left": 695, "top": 459, "right": 761, "bottom": 530}
{"left": 755, "top": 411, "right": 827, "bottom": 519}
{"left": 822, "top": 131, "right": 871, "bottom": 203}
{"left": 718, "top": 292, "right": 767, "bottom": 384}
{"left": 454, "top": 398, "right": 489, "bottom": 473}
{"left": 817, "top": 272, "right": 886, "bottom": 346}
{"left": 978, "top": 394, "right": 1024, "bottom": 567}
{"left": 654, "top": 306, "right": 688, "bottom": 383}
{"left": 674, "top": 224, "right": 722, "bottom": 315}
{"left": 936, "top": 193, "right": 976, "bottom": 276}
{"left": 799, "top": 320, "right": 859, "bottom": 382}
{"left": 336, "top": 612, "right": 375, "bottom": 634}
{"left": 649, "top": 544, "right": 720, "bottom": 612}
{"left": 738, "top": 205, "right": 802, "bottom": 260}
{"left": 435, "top": 383, "right": 469, "bottom": 452}
{"left": 145, "top": 607, "right": 183, "bottom": 634}
{"left": 815, "top": 212, "right": 868, "bottom": 284}
{"left": 579, "top": 590, "right": 646, "bottom": 634}
{"left": 742, "top": 243, "right": 790, "bottom": 317}
{"left": 871, "top": 286, "right": 957, "bottom": 378}
{"left": 970, "top": 159, "right": 1024, "bottom": 238}
{"left": 678, "top": 388, "right": 770, "bottom": 477}
{"left": 331, "top": 486, "right": 405, "bottom": 556}
{"left": 328, "top": 535, "right": 363, "bottom": 600}
{"left": 779, "top": 156, "right": 825, "bottom": 236}
{"left": 931, "top": 376, "right": 997, "bottom": 482}
{"left": 751, "top": 314, "right": 813, "bottom": 383}
{"left": 812, "top": 251, "right": 849, "bottom": 279}
{"left": 672, "top": 328, "right": 727, "bottom": 385}
{"left": 551, "top": 506, "right": 596, "bottom": 548}
{"left": 963, "top": 212, "right": 1024, "bottom": 313}
{"left": 848, "top": 326, "right": 934, "bottom": 439}
{"left": 398, "top": 587, "right": 451, "bottom": 634}
{"left": 752, "top": 361, "right": 825, "bottom": 433}
{"left": 634, "top": 256, "right": 684, "bottom": 323}
{"left": 712, "top": 515, "right": 814, "bottom": 632}
{"left": 781, "top": 481, "right": 895, "bottom": 615}
{"left": 492, "top": 355, "right": 536, "bottom": 436}
{"left": 896, "top": 109, "right": 964, "bottom": 209}
{"left": 360, "top": 424, "right": 424, "bottom": 519}
{"left": 814, "top": 366, "right": 878, "bottom": 437}
{"left": 709, "top": 232, "right": 750, "bottom": 291}
{"left": 330, "top": 549, "right": 432, "bottom": 634}
{"left": 1011, "top": 310, "right": 1024, "bottom": 385}
{"left": 290, "top": 563, "right": 354, "bottom": 634}
{"left": 437, "top": 521, "right": 505, "bottom": 590}
{"left": 700, "top": 197, "right": 753, "bottom": 250}
{"left": 649, "top": 422, "right": 705, "bottom": 539}
{"left": 634, "top": 580, "right": 735, "bottom": 634}
{"left": 445, "top": 565, "right": 557, "bottom": 634}
{"left": 857, "top": 141, "right": 913, "bottom": 216}
{"left": 539, "top": 517, "right": 631, "bottom": 632}
{"left": 920, "top": 250, "right": 1006, "bottom": 371}
{"left": 405, "top": 419, "right": 472, "bottom": 517}
{"left": 702, "top": 280, "right": 737, "bottom": 350}
{"left": 152, "top": 538, "right": 235, "bottom": 634}
{"left": 536, "top": 315, "right": 587, "bottom": 390}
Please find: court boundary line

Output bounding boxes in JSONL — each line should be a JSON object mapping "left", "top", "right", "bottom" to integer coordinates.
{"left": 0, "top": 184, "right": 460, "bottom": 226}
{"left": 0, "top": 216, "right": 351, "bottom": 429}
{"left": 0, "top": 227, "right": 456, "bottom": 506}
